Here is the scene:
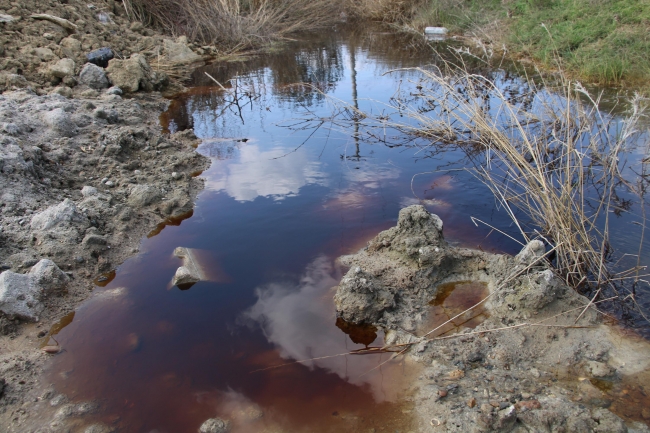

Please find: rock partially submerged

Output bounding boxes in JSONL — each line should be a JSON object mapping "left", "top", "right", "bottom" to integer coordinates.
{"left": 172, "top": 247, "right": 205, "bottom": 289}
{"left": 199, "top": 417, "right": 230, "bottom": 433}
{"left": 334, "top": 205, "right": 650, "bottom": 433}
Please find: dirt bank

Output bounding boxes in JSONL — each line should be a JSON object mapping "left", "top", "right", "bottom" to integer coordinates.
{"left": 335, "top": 205, "right": 650, "bottom": 432}
{"left": 0, "top": 0, "right": 212, "bottom": 429}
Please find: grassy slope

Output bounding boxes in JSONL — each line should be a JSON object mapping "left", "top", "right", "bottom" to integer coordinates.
{"left": 408, "top": 0, "right": 650, "bottom": 86}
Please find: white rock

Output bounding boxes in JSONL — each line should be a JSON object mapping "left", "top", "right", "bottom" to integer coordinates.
{"left": 516, "top": 240, "right": 546, "bottom": 264}
{"left": 0, "top": 270, "right": 42, "bottom": 321}
{"left": 128, "top": 184, "right": 161, "bottom": 207}
{"left": 29, "top": 259, "right": 69, "bottom": 295}
{"left": 31, "top": 199, "right": 86, "bottom": 231}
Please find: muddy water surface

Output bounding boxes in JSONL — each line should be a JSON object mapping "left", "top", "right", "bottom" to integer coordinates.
{"left": 40, "top": 29, "right": 650, "bottom": 432}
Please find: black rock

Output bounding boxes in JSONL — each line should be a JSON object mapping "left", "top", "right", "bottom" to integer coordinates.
{"left": 0, "top": 378, "right": 5, "bottom": 399}
{"left": 86, "top": 47, "right": 115, "bottom": 68}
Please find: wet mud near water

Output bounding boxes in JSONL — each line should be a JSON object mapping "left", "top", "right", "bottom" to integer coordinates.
{"left": 29, "top": 28, "right": 650, "bottom": 432}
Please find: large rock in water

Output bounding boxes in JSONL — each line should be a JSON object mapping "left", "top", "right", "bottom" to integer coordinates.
{"left": 0, "top": 259, "right": 69, "bottom": 321}
{"left": 105, "top": 54, "right": 167, "bottom": 93}
{"left": 78, "top": 63, "right": 109, "bottom": 89}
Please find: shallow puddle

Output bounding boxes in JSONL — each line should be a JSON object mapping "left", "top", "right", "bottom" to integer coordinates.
{"left": 421, "top": 281, "right": 490, "bottom": 337}
{"left": 35, "top": 27, "right": 650, "bottom": 432}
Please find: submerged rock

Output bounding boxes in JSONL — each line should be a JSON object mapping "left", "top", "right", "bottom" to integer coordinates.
{"left": 199, "top": 418, "right": 230, "bottom": 433}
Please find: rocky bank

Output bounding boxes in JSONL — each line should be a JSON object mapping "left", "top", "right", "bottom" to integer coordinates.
{"left": 0, "top": 0, "right": 212, "bottom": 429}
{"left": 335, "top": 205, "right": 650, "bottom": 432}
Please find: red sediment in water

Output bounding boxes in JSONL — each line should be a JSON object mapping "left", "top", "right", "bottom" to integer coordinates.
{"left": 147, "top": 209, "right": 194, "bottom": 238}
{"left": 40, "top": 311, "right": 75, "bottom": 348}
{"left": 94, "top": 270, "right": 116, "bottom": 287}
{"left": 422, "top": 280, "right": 490, "bottom": 337}
{"left": 335, "top": 317, "right": 378, "bottom": 347}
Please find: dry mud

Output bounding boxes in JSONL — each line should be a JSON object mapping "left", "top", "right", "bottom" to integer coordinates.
{"left": 335, "top": 205, "right": 650, "bottom": 433}
{"left": 0, "top": 0, "right": 212, "bottom": 429}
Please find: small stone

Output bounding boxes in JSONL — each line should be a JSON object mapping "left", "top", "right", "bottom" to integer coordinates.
{"left": 50, "top": 394, "right": 68, "bottom": 407}
{"left": 438, "top": 389, "right": 447, "bottom": 398}
{"left": 101, "top": 177, "right": 109, "bottom": 184}
{"left": 515, "top": 399, "right": 541, "bottom": 412}
{"left": 448, "top": 369, "right": 465, "bottom": 379}
{"left": 105, "top": 86, "right": 122, "bottom": 95}
{"left": 80, "top": 89, "right": 99, "bottom": 98}
{"left": 171, "top": 172, "right": 181, "bottom": 180}
{"left": 104, "top": 181, "right": 114, "bottom": 187}
{"left": 49, "top": 58, "right": 76, "bottom": 79}
{"left": 480, "top": 403, "right": 493, "bottom": 413}
{"left": 86, "top": 47, "right": 114, "bottom": 68}
{"left": 489, "top": 400, "right": 500, "bottom": 408}
{"left": 51, "top": 86, "right": 72, "bottom": 98}
{"left": 79, "top": 63, "right": 109, "bottom": 90}
{"left": 81, "top": 186, "right": 98, "bottom": 197}
{"left": 133, "top": 170, "right": 141, "bottom": 175}
{"left": 467, "top": 397, "right": 477, "bottom": 408}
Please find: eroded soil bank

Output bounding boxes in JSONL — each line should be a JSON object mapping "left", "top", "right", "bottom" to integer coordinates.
{"left": 0, "top": 0, "right": 212, "bottom": 428}
{"left": 335, "top": 205, "right": 650, "bottom": 432}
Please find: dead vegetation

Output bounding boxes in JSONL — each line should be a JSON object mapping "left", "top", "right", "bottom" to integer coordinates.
{"left": 294, "top": 54, "right": 649, "bottom": 328}
{"left": 121, "top": 0, "right": 344, "bottom": 50}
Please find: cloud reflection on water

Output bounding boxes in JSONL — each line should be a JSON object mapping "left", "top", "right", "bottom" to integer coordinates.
{"left": 205, "top": 144, "right": 327, "bottom": 202}
{"left": 243, "top": 257, "right": 414, "bottom": 403}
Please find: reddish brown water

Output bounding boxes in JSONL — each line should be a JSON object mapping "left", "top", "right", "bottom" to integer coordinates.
{"left": 36, "top": 28, "right": 650, "bottom": 432}
{"left": 420, "top": 281, "right": 490, "bottom": 338}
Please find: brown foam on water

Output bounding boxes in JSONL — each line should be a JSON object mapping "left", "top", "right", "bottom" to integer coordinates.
{"left": 421, "top": 280, "right": 490, "bottom": 337}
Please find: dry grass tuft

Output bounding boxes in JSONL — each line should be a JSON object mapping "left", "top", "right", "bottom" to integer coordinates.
{"left": 389, "top": 64, "right": 646, "bottom": 292}
{"left": 122, "top": 0, "right": 343, "bottom": 49}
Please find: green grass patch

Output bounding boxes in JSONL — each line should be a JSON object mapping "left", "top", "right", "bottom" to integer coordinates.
{"left": 506, "top": 0, "right": 650, "bottom": 85}
{"left": 399, "top": 0, "right": 650, "bottom": 86}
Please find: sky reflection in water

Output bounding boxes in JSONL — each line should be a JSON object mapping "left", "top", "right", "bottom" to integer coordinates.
{"left": 40, "top": 29, "right": 650, "bottom": 432}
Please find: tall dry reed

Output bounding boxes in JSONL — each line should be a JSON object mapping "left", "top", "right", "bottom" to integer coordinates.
{"left": 122, "top": 0, "right": 343, "bottom": 49}
{"left": 309, "top": 59, "right": 647, "bottom": 322}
